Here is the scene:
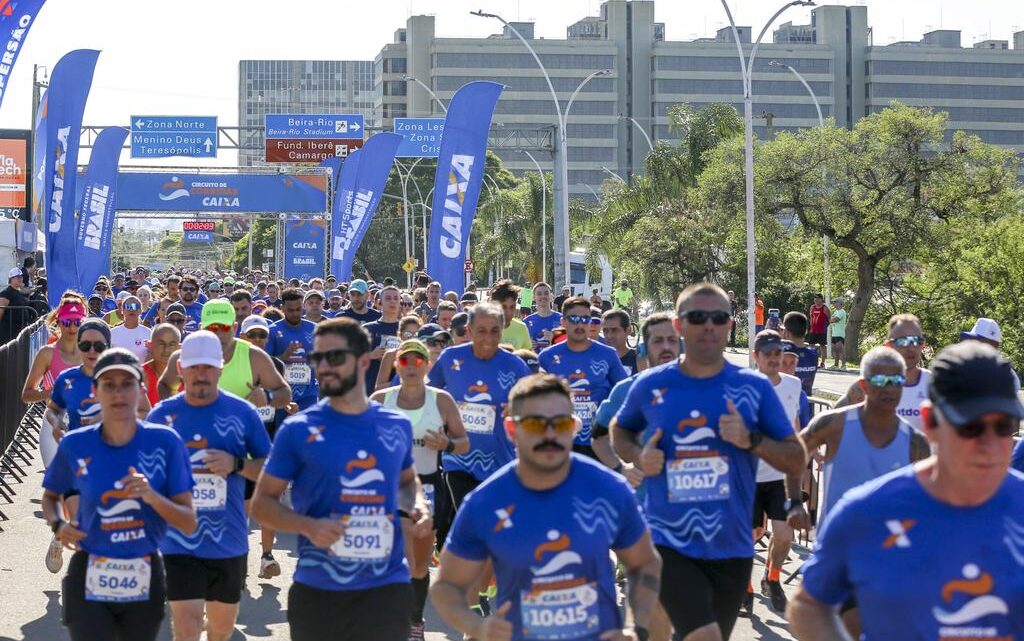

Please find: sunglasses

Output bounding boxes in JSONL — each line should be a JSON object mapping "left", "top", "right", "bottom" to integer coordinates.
{"left": 565, "top": 314, "right": 590, "bottom": 325}
{"left": 425, "top": 337, "right": 450, "bottom": 347}
{"left": 308, "top": 347, "right": 358, "bottom": 367}
{"left": 60, "top": 318, "right": 83, "bottom": 328}
{"left": 956, "top": 416, "right": 1019, "bottom": 439}
{"left": 400, "top": 302, "right": 413, "bottom": 308}
{"left": 206, "top": 323, "right": 233, "bottom": 333}
{"left": 891, "top": 335, "right": 924, "bottom": 348}
{"left": 180, "top": 286, "right": 198, "bottom": 293}
{"left": 94, "top": 286, "right": 108, "bottom": 292}
{"left": 397, "top": 353, "right": 426, "bottom": 367}
{"left": 208, "top": 289, "right": 222, "bottom": 294}
{"left": 589, "top": 317, "right": 601, "bottom": 326}
{"left": 866, "top": 373, "right": 906, "bottom": 388}
{"left": 123, "top": 303, "right": 141, "bottom": 312}
{"left": 681, "top": 310, "right": 731, "bottom": 325}
{"left": 245, "top": 331, "right": 269, "bottom": 340}
{"left": 126, "top": 286, "right": 138, "bottom": 291}
{"left": 78, "top": 340, "right": 108, "bottom": 353}
{"left": 514, "top": 415, "right": 576, "bottom": 434}
{"left": 168, "top": 317, "right": 186, "bottom": 325}
{"left": 401, "top": 331, "right": 417, "bottom": 339}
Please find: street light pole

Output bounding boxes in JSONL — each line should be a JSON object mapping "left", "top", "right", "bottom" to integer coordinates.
{"left": 600, "top": 166, "right": 627, "bottom": 185}
{"left": 402, "top": 75, "right": 449, "bottom": 115}
{"left": 720, "top": 0, "right": 815, "bottom": 364}
{"left": 472, "top": 10, "right": 609, "bottom": 293}
{"left": 522, "top": 150, "right": 548, "bottom": 285}
{"left": 620, "top": 114, "right": 654, "bottom": 152}
{"left": 769, "top": 59, "right": 831, "bottom": 360}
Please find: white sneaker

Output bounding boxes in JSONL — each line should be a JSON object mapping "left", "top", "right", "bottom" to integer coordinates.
{"left": 258, "top": 553, "right": 281, "bottom": 579}
{"left": 45, "top": 535, "right": 63, "bottom": 574}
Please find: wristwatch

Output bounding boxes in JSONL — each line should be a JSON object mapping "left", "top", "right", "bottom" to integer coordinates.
{"left": 634, "top": 626, "right": 650, "bottom": 641}
{"left": 444, "top": 436, "right": 456, "bottom": 454}
{"left": 234, "top": 456, "right": 246, "bottom": 473}
{"left": 50, "top": 518, "right": 64, "bottom": 535}
{"left": 745, "top": 431, "right": 763, "bottom": 451}
{"left": 265, "top": 387, "right": 274, "bottom": 404}
{"left": 783, "top": 498, "right": 800, "bottom": 514}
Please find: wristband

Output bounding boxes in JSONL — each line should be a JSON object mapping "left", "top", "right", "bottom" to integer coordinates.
{"left": 50, "top": 518, "right": 64, "bottom": 535}
{"left": 397, "top": 509, "right": 412, "bottom": 520}
{"left": 444, "top": 437, "right": 456, "bottom": 454}
{"left": 745, "top": 431, "right": 763, "bottom": 451}
{"left": 634, "top": 626, "right": 650, "bottom": 641}
{"left": 265, "top": 387, "right": 274, "bottom": 404}
{"left": 234, "top": 457, "right": 246, "bottom": 473}
{"left": 613, "top": 462, "right": 625, "bottom": 474}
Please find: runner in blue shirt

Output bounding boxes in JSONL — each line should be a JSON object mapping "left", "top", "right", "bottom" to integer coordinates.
{"left": 782, "top": 312, "right": 818, "bottom": 395}
{"left": 252, "top": 317, "right": 430, "bottom": 641}
{"left": 1013, "top": 438, "right": 1024, "bottom": 473}
{"left": 524, "top": 282, "right": 562, "bottom": 351}
{"left": 539, "top": 296, "right": 628, "bottom": 460}
{"left": 41, "top": 348, "right": 196, "bottom": 641}
{"left": 432, "top": 373, "right": 662, "bottom": 641}
{"left": 612, "top": 282, "right": 806, "bottom": 641}
{"left": 178, "top": 275, "right": 205, "bottom": 334}
{"left": 147, "top": 331, "right": 272, "bottom": 641}
{"left": 265, "top": 287, "right": 319, "bottom": 410}
{"left": 790, "top": 342, "right": 1024, "bottom": 641}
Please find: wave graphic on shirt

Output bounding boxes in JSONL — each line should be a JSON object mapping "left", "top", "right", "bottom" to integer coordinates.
{"left": 166, "top": 514, "right": 228, "bottom": 550}
{"left": 449, "top": 449, "right": 496, "bottom": 474}
{"left": 213, "top": 415, "right": 247, "bottom": 447}
{"left": 589, "top": 360, "right": 610, "bottom": 377}
{"left": 497, "top": 370, "right": 518, "bottom": 391}
{"left": 531, "top": 550, "right": 584, "bottom": 576}
{"left": 340, "top": 469, "right": 386, "bottom": 488}
{"left": 673, "top": 428, "right": 717, "bottom": 446}
{"left": 572, "top": 496, "right": 620, "bottom": 538}
{"left": 933, "top": 596, "right": 1008, "bottom": 625}
{"left": 649, "top": 509, "right": 723, "bottom": 548}
{"left": 1003, "top": 517, "right": 1024, "bottom": 567}
{"left": 569, "top": 378, "right": 592, "bottom": 389}
{"left": 189, "top": 449, "right": 209, "bottom": 465}
{"left": 724, "top": 383, "right": 762, "bottom": 416}
{"left": 97, "top": 500, "right": 142, "bottom": 517}
{"left": 464, "top": 392, "right": 493, "bottom": 403}
{"left": 377, "top": 423, "right": 407, "bottom": 453}
{"left": 137, "top": 448, "right": 167, "bottom": 482}
{"left": 299, "top": 547, "right": 391, "bottom": 582}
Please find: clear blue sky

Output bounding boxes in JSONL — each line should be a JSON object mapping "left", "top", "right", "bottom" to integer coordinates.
{"left": 4, "top": 0, "right": 1022, "bottom": 167}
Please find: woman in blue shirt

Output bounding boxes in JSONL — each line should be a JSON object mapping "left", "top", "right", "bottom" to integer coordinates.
{"left": 41, "top": 348, "right": 196, "bottom": 641}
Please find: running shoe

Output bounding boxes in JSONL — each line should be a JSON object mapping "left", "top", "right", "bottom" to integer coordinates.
{"left": 762, "top": 578, "right": 788, "bottom": 612}
{"left": 408, "top": 621, "right": 425, "bottom": 641}
{"left": 740, "top": 590, "right": 754, "bottom": 618}
{"left": 45, "top": 535, "right": 63, "bottom": 574}
{"left": 258, "top": 552, "right": 281, "bottom": 579}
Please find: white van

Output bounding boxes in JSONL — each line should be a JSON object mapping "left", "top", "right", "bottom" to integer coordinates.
{"left": 568, "top": 250, "right": 612, "bottom": 299}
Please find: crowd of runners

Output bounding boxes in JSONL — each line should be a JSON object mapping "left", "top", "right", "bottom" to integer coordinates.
{"left": 10, "top": 262, "right": 1024, "bottom": 641}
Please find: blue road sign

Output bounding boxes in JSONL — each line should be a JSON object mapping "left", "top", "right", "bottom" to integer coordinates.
{"left": 265, "top": 114, "right": 364, "bottom": 140}
{"left": 183, "top": 230, "right": 213, "bottom": 243}
{"left": 394, "top": 117, "right": 445, "bottom": 158}
{"left": 131, "top": 115, "right": 217, "bottom": 159}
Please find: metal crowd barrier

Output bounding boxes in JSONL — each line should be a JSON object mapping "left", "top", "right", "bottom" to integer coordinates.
{"left": 0, "top": 318, "right": 50, "bottom": 531}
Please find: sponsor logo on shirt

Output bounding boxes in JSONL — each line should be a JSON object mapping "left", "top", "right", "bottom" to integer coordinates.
{"left": 306, "top": 425, "right": 326, "bottom": 443}
{"left": 932, "top": 564, "right": 1009, "bottom": 637}
{"left": 883, "top": 518, "right": 916, "bottom": 549}
{"left": 465, "top": 381, "right": 492, "bottom": 403}
{"left": 493, "top": 504, "right": 515, "bottom": 532}
{"left": 75, "top": 457, "right": 91, "bottom": 477}
{"left": 530, "top": 530, "right": 582, "bottom": 576}
{"left": 673, "top": 411, "right": 715, "bottom": 447}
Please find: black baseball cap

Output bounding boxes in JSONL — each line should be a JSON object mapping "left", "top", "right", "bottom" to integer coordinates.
{"left": 754, "top": 330, "right": 784, "bottom": 353}
{"left": 166, "top": 302, "right": 187, "bottom": 319}
{"left": 417, "top": 323, "right": 451, "bottom": 342}
{"left": 460, "top": 292, "right": 478, "bottom": 303}
{"left": 450, "top": 312, "right": 469, "bottom": 335}
{"left": 928, "top": 342, "right": 1024, "bottom": 427}
{"left": 93, "top": 347, "right": 143, "bottom": 382}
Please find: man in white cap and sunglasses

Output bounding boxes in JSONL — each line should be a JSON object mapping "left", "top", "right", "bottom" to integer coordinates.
{"left": 790, "top": 341, "right": 1024, "bottom": 641}
{"left": 961, "top": 317, "right": 1020, "bottom": 391}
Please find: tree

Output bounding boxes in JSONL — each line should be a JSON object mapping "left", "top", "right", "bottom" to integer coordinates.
{"left": 703, "top": 103, "right": 1021, "bottom": 358}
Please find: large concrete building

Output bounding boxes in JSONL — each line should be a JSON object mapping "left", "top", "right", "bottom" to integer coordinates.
{"left": 239, "top": 2, "right": 1024, "bottom": 190}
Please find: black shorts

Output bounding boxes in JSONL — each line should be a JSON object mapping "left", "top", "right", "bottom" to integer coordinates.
{"left": 164, "top": 553, "right": 247, "bottom": 604}
{"left": 572, "top": 443, "right": 600, "bottom": 461}
{"left": 62, "top": 550, "right": 166, "bottom": 641}
{"left": 444, "top": 470, "right": 480, "bottom": 511}
{"left": 807, "top": 332, "right": 827, "bottom": 346}
{"left": 752, "top": 480, "right": 787, "bottom": 527}
{"left": 657, "top": 546, "right": 752, "bottom": 639}
{"left": 831, "top": 336, "right": 845, "bottom": 345}
{"left": 288, "top": 580, "right": 413, "bottom": 641}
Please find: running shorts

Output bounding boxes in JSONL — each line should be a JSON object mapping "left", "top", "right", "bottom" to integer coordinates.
{"left": 62, "top": 550, "right": 166, "bottom": 641}
{"left": 752, "top": 480, "right": 787, "bottom": 527}
{"left": 657, "top": 546, "right": 752, "bottom": 639}
{"left": 164, "top": 553, "right": 248, "bottom": 604}
{"left": 287, "top": 581, "right": 413, "bottom": 641}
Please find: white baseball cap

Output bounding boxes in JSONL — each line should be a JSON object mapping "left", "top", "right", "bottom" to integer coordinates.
{"left": 7, "top": 267, "right": 22, "bottom": 280}
{"left": 960, "top": 318, "right": 1003, "bottom": 345}
{"left": 179, "top": 330, "right": 224, "bottom": 369}
{"left": 240, "top": 315, "right": 270, "bottom": 335}
{"left": 116, "top": 290, "right": 131, "bottom": 301}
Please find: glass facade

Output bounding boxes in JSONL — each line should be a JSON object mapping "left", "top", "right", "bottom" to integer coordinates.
{"left": 654, "top": 78, "right": 833, "bottom": 96}
{"left": 869, "top": 59, "right": 1024, "bottom": 78}
{"left": 654, "top": 56, "right": 831, "bottom": 74}
{"left": 434, "top": 75, "right": 615, "bottom": 93}
{"left": 434, "top": 52, "right": 615, "bottom": 70}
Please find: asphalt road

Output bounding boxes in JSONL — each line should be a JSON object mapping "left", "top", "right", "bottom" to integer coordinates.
{"left": 0, "top": 354, "right": 840, "bottom": 641}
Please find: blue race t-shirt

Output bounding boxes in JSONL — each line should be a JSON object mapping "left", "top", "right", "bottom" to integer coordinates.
{"left": 42, "top": 422, "right": 193, "bottom": 558}
{"left": 793, "top": 344, "right": 818, "bottom": 395}
{"left": 538, "top": 341, "right": 628, "bottom": 446}
{"left": 141, "top": 302, "right": 160, "bottom": 326}
{"left": 263, "top": 400, "right": 414, "bottom": 591}
{"left": 266, "top": 318, "right": 319, "bottom": 405}
{"left": 363, "top": 320, "right": 401, "bottom": 391}
{"left": 446, "top": 455, "right": 647, "bottom": 641}
{"left": 181, "top": 302, "right": 204, "bottom": 334}
{"left": 1013, "top": 439, "right": 1024, "bottom": 474}
{"left": 614, "top": 361, "right": 794, "bottom": 559}
{"left": 51, "top": 366, "right": 101, "bottom": 432}
{"left": 339, "top": 307, "right": 381, "bottom": 324}
{"left": 524, "top": 311, "right": 562, "bottom": 351}
{"left": 428, "top": 343, "right": 531, "bottom": 481}
{"left": 594, "top": 374, "right": 638, "bottom": 431}
{"left": 148, "top": 392, "right": 271, "bottom": 559}
{"left": 802, "top": 467, "right": 1024, "bottom": 640}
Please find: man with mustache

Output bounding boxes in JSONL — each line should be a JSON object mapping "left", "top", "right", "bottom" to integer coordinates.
{"left": 432, "top": 373, "right": 663, "bottom": 641}
{"left": 252, "top": 318, "right": 429, "bottom": 641}
{"left": 177, "top": 275, "right": 205, "bottom": 334}
{"left": 790, "top": 342, "right": 1024, "bottom": 640}
{"left": 147, "top": 331, "right": 271, "bottom": 641}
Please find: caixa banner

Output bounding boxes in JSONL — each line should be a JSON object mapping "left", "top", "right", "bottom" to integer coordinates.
{"left": 284, "top": 217, "right": 326, "bottom": 281}
{"left": 106, "top": 172, "right": 329, "bottom": 213}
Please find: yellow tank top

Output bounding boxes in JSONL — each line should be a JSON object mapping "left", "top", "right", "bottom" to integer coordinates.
{"left": 220, "top": 338, "right": 254, "bottom": 399}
